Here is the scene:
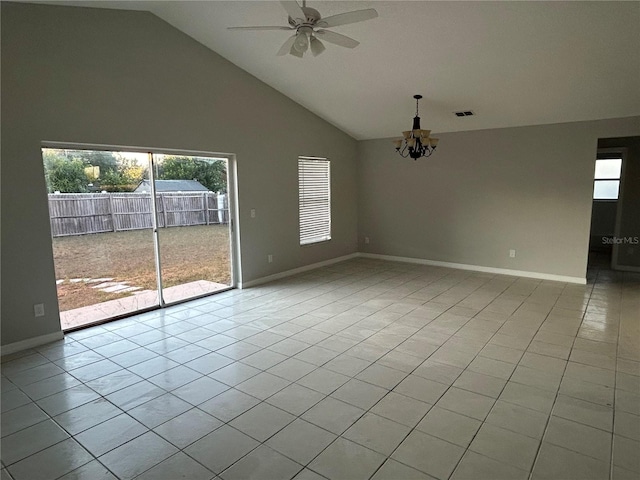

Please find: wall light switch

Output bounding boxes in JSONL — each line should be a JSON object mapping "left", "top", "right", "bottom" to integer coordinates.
{"left": 364, "top": 237, "right": 370, "bottom": 244}
{"left": 268, "top": 254, "right": 273, "bottom": 263}
{"left": 250, "top": 209, "right": 256, "bottom": 218}
{"left": 34, "top": 303, "right": 45, "bottom": 317}
{"left": 509, "top": 249, "right": 516, "bottom": 258}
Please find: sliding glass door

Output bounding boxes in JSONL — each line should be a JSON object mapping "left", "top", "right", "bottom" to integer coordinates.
{"left": 44, "top": 148, "right": 159, "bottom": 329}
{"left": 43, "top": 147, "right": 235, "bottom": 330}
{"left": 152, "top": 153, "right": 232, "bottom": 304}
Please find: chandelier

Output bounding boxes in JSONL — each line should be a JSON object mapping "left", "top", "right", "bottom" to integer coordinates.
{"left": 393, "top": 95, "right": 439, "bottom": 159}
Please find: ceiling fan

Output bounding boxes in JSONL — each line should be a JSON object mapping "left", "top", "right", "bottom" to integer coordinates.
{"left": 228, "top": 1, "right": 378, "bottom": 57}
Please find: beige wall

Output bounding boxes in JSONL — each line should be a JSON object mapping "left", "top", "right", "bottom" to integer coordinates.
{"left": 357, "top": 118, "right": 640, "bottom": 279}
{"left": 1, "top": 3, "right": 358, "bottom": 346}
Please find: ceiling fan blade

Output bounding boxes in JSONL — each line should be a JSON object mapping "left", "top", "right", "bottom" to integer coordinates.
{"left": 315, "top": 30, "right": 359, "bottom": 48}
{"left": 228, "top": 26, "right": 294, "bottom": 31}
{"left": 277, "top": 34, "right": 298, "bottom": 56}
{"left": 280, "top": 1, "right": 305, "bottom": 22}
{"left": 317, "top": 9, "right": 378, "bottom": 28}
{"left": 310, "top": 36, "right": 326, "bottom": 56}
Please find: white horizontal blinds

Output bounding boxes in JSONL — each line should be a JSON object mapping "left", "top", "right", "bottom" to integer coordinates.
{"left": 299, "top": 157, "right": 331, "bottom": 245}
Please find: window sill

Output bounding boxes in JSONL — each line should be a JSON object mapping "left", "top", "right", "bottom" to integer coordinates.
{"left": 300, "top": 239, "right": 332, "bottom": 247}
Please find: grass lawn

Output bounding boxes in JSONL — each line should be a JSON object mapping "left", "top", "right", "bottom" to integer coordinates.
{"left": 53, "top": 225, "right": 231, "bottom": 311}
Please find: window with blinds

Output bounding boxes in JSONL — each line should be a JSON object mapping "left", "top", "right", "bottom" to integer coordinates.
{"left": 299, "top": 157, "right": 331, "bottom": 245}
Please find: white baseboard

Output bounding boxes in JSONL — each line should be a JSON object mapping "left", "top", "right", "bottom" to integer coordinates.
{"left": 359, "top": 253, "right": 587, "bottom": 284}
{"left": 239, "top": 251, "right": 587, "bottom": 288}
{"left": 239, "top": 253, "right": 360, "bottom": 288}
{"left": 1, "top": 331, "right": 65, "bottom": 357}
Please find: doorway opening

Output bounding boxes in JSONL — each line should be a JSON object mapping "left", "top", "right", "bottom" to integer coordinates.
{"left": 588, "top": 149, "right": 624, "bottom": 269}
{"left": 42, "top": 146, "right": 237, "bottom": 330}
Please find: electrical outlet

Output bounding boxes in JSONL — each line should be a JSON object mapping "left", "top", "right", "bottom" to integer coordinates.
{"left": 509, "top": 249, "right": 516, "bottom": 258}
{"left": 268, "top": 254, "right": 273, "bottom": 263}
{"left": 34, "top": 303, "right": 45, "bottom": 317}
{"left": 364, "top": 236, "right": 370, "bottom": 244}
{"left": 250, "top": 209, "right": 256, "bottom": 218}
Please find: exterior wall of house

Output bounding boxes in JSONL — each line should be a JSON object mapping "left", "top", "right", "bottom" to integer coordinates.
{"left": 1, "top": 2, "right": 358, "bottom": 346}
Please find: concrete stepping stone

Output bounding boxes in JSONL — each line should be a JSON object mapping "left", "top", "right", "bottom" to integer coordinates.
{"left": 92, "top": 282, "right": 119, "bottom": 289}
{"left": 101, "top": 284, "right": 133, "bottom": 293}
{"left": 118, "top": 286, "right": 142, "bottom": 293}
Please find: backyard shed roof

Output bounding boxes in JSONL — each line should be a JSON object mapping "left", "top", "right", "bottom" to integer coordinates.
{"left": 135, "top": 179, "right": 209, "bottom": 192}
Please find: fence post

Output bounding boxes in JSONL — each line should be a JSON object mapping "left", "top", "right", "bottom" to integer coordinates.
{"left": 108, "top": 194, "right": 117, "bottom": 232}
{"left": 218, "top": 193, "right": 226, "bottom": 224}
{"left": 160, "top": 193, "right": 168, "bottom": 228}
{"left": 205, "top": 193, "right": 210, "bottom": 225}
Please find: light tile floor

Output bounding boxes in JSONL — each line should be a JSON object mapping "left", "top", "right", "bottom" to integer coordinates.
{"left": 1, "top": 258, "right": 639, "bottom": 480}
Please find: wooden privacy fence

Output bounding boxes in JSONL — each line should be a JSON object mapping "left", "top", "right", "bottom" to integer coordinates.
{"left": 49, "top": 192, "right": 229, "bottom": 237}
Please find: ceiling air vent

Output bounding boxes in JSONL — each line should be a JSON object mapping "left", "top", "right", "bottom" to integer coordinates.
{"left": 454, "top": 111, "right": 475, "bottom": 117}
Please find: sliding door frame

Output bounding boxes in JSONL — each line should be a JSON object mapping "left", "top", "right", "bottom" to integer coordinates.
{"left": 42, "top": 140, "right": 241, "bottom": 323}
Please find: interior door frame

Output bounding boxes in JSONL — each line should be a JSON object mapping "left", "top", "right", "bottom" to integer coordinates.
{"left": 596, "top": 147, "right": 628, "bottom": 271}
{"left": 42, "top": 140, "right": 241, "bottom": 313}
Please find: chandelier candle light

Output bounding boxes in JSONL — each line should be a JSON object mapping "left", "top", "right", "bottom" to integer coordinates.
{"left": 393, "top": 95, "right": 439, "bottom": 159}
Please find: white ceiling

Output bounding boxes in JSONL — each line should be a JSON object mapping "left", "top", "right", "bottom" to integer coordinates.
{"left": 37, "top": 1, "right": 640, "bottom": 139}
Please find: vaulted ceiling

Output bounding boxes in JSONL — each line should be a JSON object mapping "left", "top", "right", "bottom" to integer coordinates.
{"left": 38, "top": 1, "right": 640, "bottom": 139}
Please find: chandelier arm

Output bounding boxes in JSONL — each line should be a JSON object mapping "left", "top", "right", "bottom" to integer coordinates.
{"left": 396, "top": 145, "right": 410, "bottom": 158}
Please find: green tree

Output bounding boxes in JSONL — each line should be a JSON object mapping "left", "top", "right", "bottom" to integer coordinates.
{"left": 98, "top": 169, "right": 135, "bottom": 192}
{"left": 158, "top": 156, "right": 227, "bottom": 192}
{"left": 78, "top": 150, "right": 119, "bottom": 173}
{"left": 43, "top": 152, "right": 90, "bottom": 193}
{"left": 43, "top": 148, "right": 146, "bottom": 192}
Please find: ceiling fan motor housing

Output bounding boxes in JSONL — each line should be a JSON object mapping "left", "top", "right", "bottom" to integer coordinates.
{"left": 304, "top": 7, "right": 321, "bottom": 24}
{"left": 288, "top": 6, "right": 321, "bottom": 27}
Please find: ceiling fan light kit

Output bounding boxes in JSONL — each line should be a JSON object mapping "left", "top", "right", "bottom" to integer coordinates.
{"left": 309, "top": 35, "right": 326, "bottom": 56}
{"left": 394, "top": 95, "right": 439, "bottom": 160}
{"left": 228, "top": 1, "right": 378, "bottom": 57}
